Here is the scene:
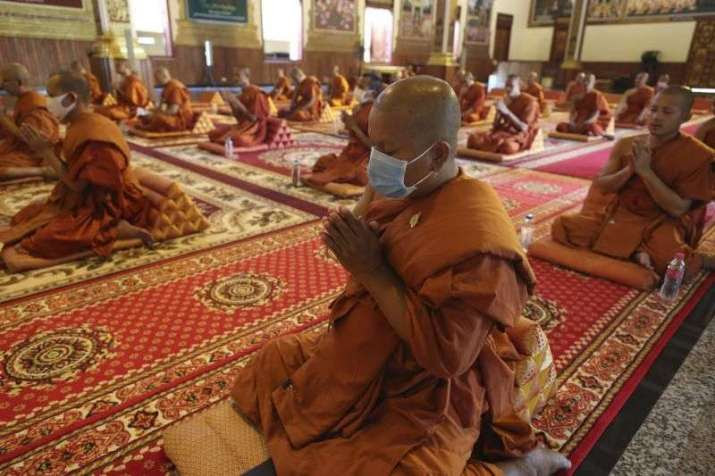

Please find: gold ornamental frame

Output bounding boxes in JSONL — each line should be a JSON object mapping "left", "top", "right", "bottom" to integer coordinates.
{"left": 0, "top": 0, "right": 97, "bottom": 41}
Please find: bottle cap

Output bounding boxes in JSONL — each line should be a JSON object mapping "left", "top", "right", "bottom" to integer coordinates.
{"left": 525, "top": 213, "right": 534, "bottom": 221}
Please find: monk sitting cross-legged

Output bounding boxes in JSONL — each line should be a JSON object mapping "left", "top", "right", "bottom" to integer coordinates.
{"left": 467, "top": 74, "right": 540, "bottom": 154}
{"left": 0, "top": 72, "right": 155, "bottom": 272}
{"left": 525, "top": 71, "right": 548, "bottom": 116}
{"left": 137, "top": 67, "right": 193, "bottom": 132}
{"left": 70, "top": 60, "right": 103, "bottom": 105}
{"left": 270, "top": 68, "right": 294, "bottom": 102}
{"left": 95, "top": 61, "right": 150, "bottom": 123}
{"left": 328, "top": 65, "right": 351, "bottom": 107}
{"left": 303, "top": 93, "right": 374, "bottom": 189}
{"left": 167, "top": 76, "right": 572, "bottom": 476}
{"left": 615, "top": 72, "right": 654, "bottom": 126}
{"left": 552, "top": 86, "right": 714, "bottom": 279}
{"left": 278, "top": 68, "right": 324, "bottom": 122}
{"left": 208, "top": 69, "right": 272, "bottom": 148}
{"left": 0, "top": 63, "right": 60, "bottom": 182}
{"left": 460, "top": 72, "right": 490, "bottom": 123}
{"left": 694, "top": 98, "right": 715, "bottom": 149}
{"left": 556, "top": 73, "right": 612, "bottom": 136}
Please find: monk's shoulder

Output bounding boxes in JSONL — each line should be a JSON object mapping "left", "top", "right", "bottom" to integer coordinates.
{"left": 679, "top": 134, "right": 715, "bottom": 166}
{"left": 18, "top": 90, "right": 47, "bottom": 111}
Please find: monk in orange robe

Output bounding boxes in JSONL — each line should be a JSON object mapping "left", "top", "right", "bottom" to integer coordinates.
{"left": 0, "top": 63, "right": 60, "bottom": 181}
{"left": 329, "top": 66, "right": 351, "bottom": 107}
{"left": 279, "top": 68, "right": 324, "bottom": 122}
{"left": 694, "top": 99, "right": 715, "bottom": 149}
{"left": 208, "top": 70, "right": 271, "bottom": 148}
{"left": 556, "top": 74, "right": 612, "bottom": 136}
{"left": 467, "top": 74, "right": 540, "bottom": 154}
{"left": 270, "top": 68, "right": 294, "bottom": 102}
{"left": 616, "top": 72, "right": 654, "bottom": 125}
{"left": 564, "top": 72, "right": 586, "bottom": 103}
{"left": 552, "top": 86, "right": 714, "bottom": 278}
{"left": 525, "top": 71, "right": 547, "bottom": 113}
{"left": 70, "top": 60, "right": 103, "bottom": 105}
{"left": 451, "top": 68, "right": 466, "bottom": 97}
{"left": 460, "top": 72, "right": 490, "bottom": 123}
{"left": 304, "top": 98, "right": 373, "bottom": 188}
{"left": 137, "top": 67, "right": 194, "bottom": 132}
{"left": 224, "top": 76, "right": 570, "bottom": 476}
{"left": 0, "top": 71, "right": 154, "bottom": 271}
{"left": 95, "top": 61, "right": 150, "bottom": 123}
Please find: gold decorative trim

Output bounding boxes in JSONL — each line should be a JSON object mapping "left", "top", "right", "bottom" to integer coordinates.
{"left": 305, "top": 31, "right": 359, "bottom": 53}
{"left": 427, "top": 51, "right": 456, "bottom": 66}
{"left": 173, "top": 0, "right": 261, "bottom": 48}
{"left": 0, "top": 0, "right": 97, "bottom": 41}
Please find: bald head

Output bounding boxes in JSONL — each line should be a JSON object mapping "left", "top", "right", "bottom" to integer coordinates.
{"left": 291, "top": 67, "right": 306, "bottom": 83}
{"left": 657, "top": 85, "right": 694, "bottom": 116}
{"left": 635, "top": 72, "right": 649, "bottom": 86}
{"left": 584, "top": 73, "right": 596, "bottom": 90}
{"left": 117, "top": 61, "right": 132, "bottom": 76}
{"left": 69, "top": 61, "right": 86, "bottom": 75}
{"left": 47, "top": 71, "right": 90, "bottom": 103}
{"left": 529, "top": 71, "right": 539, "bottom": 83}
{"left": 154, "top": 67, "right": 171, "bottom": 85}
{"left": 1, "top": 63, "right": 31, "bottom": 95}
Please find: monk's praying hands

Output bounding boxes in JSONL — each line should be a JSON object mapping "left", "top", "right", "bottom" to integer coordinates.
{"left": 322, "top": 207, "right": 383, "bottom": 278}
{"left": 632, "top": 140, "right": 652, "bottom": 175}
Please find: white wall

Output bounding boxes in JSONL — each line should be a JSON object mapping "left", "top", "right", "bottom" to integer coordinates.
{"left": 490, "top": 0, "right": 552, "bottom": 61}
{"left": 581, "top": 22, "right": 695, "bottom": 63}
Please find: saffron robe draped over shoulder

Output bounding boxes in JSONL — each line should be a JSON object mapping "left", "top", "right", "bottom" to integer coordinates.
{"left": 0, "top": 91, "right": 60, "bottom": 168}
{"left": 552, "top": 133, "right": 714, "bottom": 275}
{"left": 0, "top": 112, "right": 152, "bottom": 259}
{"left": 329, "top": 74, "right": 351, "bottom": 107}
{"left": 524, "top": 83, "right": 546, "bottom": 112}
{"left": 84, "top": 72, "right": 104, "bottom": 105}
{"left": 95, "top": 74, "right": 150, "bottom": 122}
{"left": 305, "top": 101, "right": 372, "bottom": 187}
{"left": 271, "top": 76, "right": 294, "bottom": 102}
{"left": 280, "top": 76, "right": 324, "bottom": 122}
{"left": 231, "top": 171, "right": 543, "bottom": 475}
{"left": 467, "top": 93, "right": 540, "bottom": 154}
{"left": 556, "top": 90, "right": 612, "bottom": 136}
{"left": 140, "top": 79, "right": 193, "bottom": 132}
{"left": 461, "top": 82, "right": 489, "bottom": 123}
{"left": 616, "top": 86, "right": 654, "bottom": 124}
{"left": 208, "top": 85, "right": 271, "bottom": 147}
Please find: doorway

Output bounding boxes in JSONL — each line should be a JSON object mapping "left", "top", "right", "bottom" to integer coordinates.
{"left": 493, "top": 13, "right": 513, "bottom": 62}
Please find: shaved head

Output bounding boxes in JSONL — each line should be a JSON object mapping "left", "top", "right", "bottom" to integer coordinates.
{"left": 529, "top": 71, "right": 539, "bottom": 82}
{"left": 635, "top": 72, "right": 649, "bottom": 85}
{"left": 291, "top": 67, "right": 306, "bottom": 83}
{"left": 70, "top": 61, "right": 86, "bottom": 74}
{"left": 1, "top": 63, "right": 30, "bottom": 85}
{"left": 117, "top": 61, "right": 132, "bottom": 76}
{"left": 657, "top": 85, "right": 694, "bottom": 116}
{"left": 155, "top": 67, "right": 171, "bottom": 85}
{"left": 47, "top": 71, "right": 90, "bottom": 103}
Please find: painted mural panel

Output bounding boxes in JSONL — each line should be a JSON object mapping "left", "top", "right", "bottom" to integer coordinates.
{"left": 313, "top": 0, "right": 357, "bottom": 32}
{"left": 466, "top": 0, "right": 492, "bottom": 44}
{"left": 587, "top": 0, "right": 715, "bottom": 23}
{"left": 399, "top": 0, "right": 435, "bottom": 39}
{"left": 529, "top": 0, "right": 574, "bottom": 26}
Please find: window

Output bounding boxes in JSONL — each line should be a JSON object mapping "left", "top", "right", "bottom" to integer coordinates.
{"left": 129, "top": 0, "right": 172, "bottom": 57}
{"left": 262, "top": 0, "right": 302, "bottom": 61}
{"left": 363, "top": 7, "right": 393, "bottom": 64}
{"left": 453, "top": 19, "right": 462, "bottom": 61}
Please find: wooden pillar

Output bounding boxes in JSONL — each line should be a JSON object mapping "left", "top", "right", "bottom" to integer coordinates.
{"left": 559, "top": 0, "right": 588, "bottom": 86}
{"left": 424, "top": 0, "right": 458, "bottom": 81}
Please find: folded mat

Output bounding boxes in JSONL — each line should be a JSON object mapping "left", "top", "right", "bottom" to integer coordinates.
{"left": 528, "top": 238, "right": 659, "bottom": 290}
{"left": 129, "top": 112, "right": 215, "bottom": 139}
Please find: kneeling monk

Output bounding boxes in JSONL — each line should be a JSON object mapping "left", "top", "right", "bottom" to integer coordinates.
{"left": 467, "top": 74, "right": 540, "bottom": 154}
{"left": 460, "top": 72, "right": 490, "bottom": 123}
{"left": 694, "top": 98, "right": 715, "bottom": 149}
{"left": 0, "top": 62, "right": 60, "bottom": 181}
{"left": 615, "top": 72, "right": 654, "bottom": 125}
{"left": 208, "top": 69, "right": 271, "bottom": 148}
{"left": 304, "top": 94, "right": 373, "bottom": 188}
{"left": 328, "top": 66, "right": 351, "bottom": 107}
{"left": 0, "top": 72, "right": 153, "bottom": 271}
{"left": 278, "top": 68, "right": 324, "bottom": 122}
{"left": 95, "top": 61, "right": 150, "bottom": 122}
{"left": 226, "top": 76, "right": 570, "bottom": 476}
{"left": 270, "top": 68, "right": 294, "bottom": 102}
{"left": 138, "top": 67, "right": 193, "bottom": 132}
{"left": 556, "top": 74, "right": 612, "bottom": 136}
{"left": 552, "top": 86, "right": 714, "bottom": 277}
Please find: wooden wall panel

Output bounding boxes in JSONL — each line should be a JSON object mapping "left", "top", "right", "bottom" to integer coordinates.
{"left": 581, "top": 62, "right": 687, "bottom": 86}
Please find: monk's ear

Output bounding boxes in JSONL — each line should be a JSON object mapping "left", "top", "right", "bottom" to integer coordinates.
{"left": 431, "top": 141, "right": 451, "bottom": 169}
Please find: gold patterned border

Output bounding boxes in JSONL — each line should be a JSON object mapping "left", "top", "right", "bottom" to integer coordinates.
{"left": 0, "top": 0, "right": 97, "bottom": 41}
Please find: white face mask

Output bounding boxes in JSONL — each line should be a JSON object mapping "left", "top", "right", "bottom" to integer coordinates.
{"left": 46, "top": 93, "right": 76, "bottom": 121}
{"left": 352, "top": 87, "right": 365, "bottom": 103}
{"left": 367, "top": 145, "right": 436, "bottom": 199}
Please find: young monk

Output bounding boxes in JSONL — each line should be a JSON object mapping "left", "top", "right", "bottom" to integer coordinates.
{"left": 223, "top": 76, "right": 570, "bottom": 476}
{"left": 460, "top": 72, "right": 489, "bottom": 123}
{"left": 563, "top": 72, "right": 586, "bottom": 103}
{"left": 207, "top": 69, "right": 272, "bottom": 148}
{"left": 556, "top": 73, "right": 612, "bottom": 136}
{"left": 0, "top": 71, "right": 154, "bottom": 272}
{"left": 615, "top": 72, "right": 654, "bottom": 125}
{"left": 70, "top": 60, "right": 103, "bottom": 105}
{"left": 95, "top": 61, "right": 150, "bottom": 123}
{"left": 694, "top": 98, "right": 715, "bottom": 149}
{"left": 525, "top": 71, "right": 547, "bottom": 113}
{"left": 328, "top": 66, "right": 351, "bottom": 107}
{"left": 0, "top": 63, "right": 60, "bottom": 181}
{"left": 303, "top": 92, "right": 374, "bottom": 189}
{"left": 270, "top": 68, "right": 294, "bottom": 102}
{"left": 137, "top": 67, "right": 193, "bottom": 132}
{"left": 278, "top": 68, "right": 324, "bottom": 122}
{"left": 467, "top": 74, "right": 540, "bottom": 154}
{"left": 552, "top": 86, "right": 714, "bottom": 278}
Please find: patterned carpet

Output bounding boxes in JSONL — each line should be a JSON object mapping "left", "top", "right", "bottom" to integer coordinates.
{"left": 0, "top": 127, "right": 713, "bottom": 474}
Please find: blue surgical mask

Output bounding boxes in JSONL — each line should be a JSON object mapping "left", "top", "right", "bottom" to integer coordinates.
{"left": 367, "top": 145, "right": 435, "bottom": 198}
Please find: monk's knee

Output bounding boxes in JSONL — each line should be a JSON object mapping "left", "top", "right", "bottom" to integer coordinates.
{"left": 498, "top": 141, "right": 520, "bottom": 155}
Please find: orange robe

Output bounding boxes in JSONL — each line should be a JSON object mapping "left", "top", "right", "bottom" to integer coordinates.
{"left": 329, "top": 74, "right": 351, "bottom": 107}
{"left": 616, "top": 86, "right": 654, "bottom": 124}
{"left": 84, "top": 72, "right": 104, "bottom": 105}
{"left": 552, "top": 133, "right": 714, "bottom": 276}
{"left": 304, "top": 101, "right": 372, "bottom": 187}
{"left": 140, "top": 79, "right": 194, "bottom": 132}
{"left": 556, "top": 90, "right": 612, "bottom": 136}
{"left": 0, "top": 91, "right": 60, "bottom": 168}
{"left": 0, "top": 112, "right": 152, "bottom": 259}
{"left": 231, "top": 171, "right": 539, "bottom": 475}
{"left": 270, "top": 76, "right": 294, "bottom": 102}
{"left": 525, "top": 83, "right": 546, "bottom": 112}
{"left": 280, "top": 76, "right": 324, "bottom": 122}
{"left": 208, "top": 85, "right": 271, "bottom": 147}
{"left": 461, "top": 82, "right": 489, "bottom": 123}
{"left": 467, "top": 93, "right": 540, "bottom": 154}
{"left": 95, "top": 74, "right": 150, "bottom": 122}
{"left": 702, "top": 123, "right": 715, "bottom": 149}
{"left": 564, "top": 80, "right": 585, "bottom": 102}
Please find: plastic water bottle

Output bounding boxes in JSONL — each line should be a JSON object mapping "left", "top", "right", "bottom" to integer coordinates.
{"left": 291, "top": 159, "right": 301, "bottom": 187}
{"left": 520, "top": 213, "right": 534, "bottom": 250}
{"left": 659, "top": 253, "right": 686, "bottom": 301}
{"left": 224, "top": 138, "right": 234, "bottom": 158}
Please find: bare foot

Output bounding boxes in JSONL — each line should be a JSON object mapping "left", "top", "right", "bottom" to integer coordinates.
{"left": 117, "top": 220, "right": 154, "bottom": 248}
{"left": 634, "top": 251, "right": 654, "bottom": 270}
{"left": 496, "top": 448, "right": 572, "bottom": 476}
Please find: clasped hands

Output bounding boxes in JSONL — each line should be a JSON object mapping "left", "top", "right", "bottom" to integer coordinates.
{"left": 322, "top": 207, "right": 385, "bottom": 280}
{"left": 630, "top": 138, "right": 652, "bottom": 176}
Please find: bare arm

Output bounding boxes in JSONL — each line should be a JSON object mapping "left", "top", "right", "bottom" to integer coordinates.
{"left": 595, "top": 140, "right": 634, "bottom": 193}
{"left": 20, "top": 125, "right": 85, "bottom": 192}
{"left": 638, "top": 169, "right": 692, "bottom": 217}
